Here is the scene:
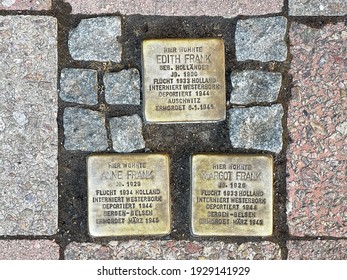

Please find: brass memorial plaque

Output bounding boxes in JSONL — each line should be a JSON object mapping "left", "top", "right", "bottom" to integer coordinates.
{"left": 142, "top": 38, "right": 226, "bottom": 123}
{"left": 87, "top": 154, "right": 171, "bottom": 237}
{"left": 191, "top": 154, "right": 273, "bottom": 236}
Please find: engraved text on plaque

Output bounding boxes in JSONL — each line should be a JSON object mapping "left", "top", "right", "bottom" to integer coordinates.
{"left": 88, "top": 154, "right": 171, "bottom": 237}
{"left": 191, "top": 154, "right": 273, "bottom": 236}
{"left": 142, "top": 38, "right": 226, "bottom": 123}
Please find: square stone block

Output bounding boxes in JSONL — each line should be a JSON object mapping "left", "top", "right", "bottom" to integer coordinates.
{"left": 235, "top": 17, "right": 287, "bottom": 62}
{"left": 60, "top": 68, "right": 98, "bottom": 105}
{"left": 109, "top": 114, "right": 145, "bottom": 153}
{"left": 68, "top": 17, "right": 122, "bottom": 62}
{"left": 104, "top": 69, "right": 140, "bottom": 105}
{"left": 229, "top": 105, "right": 284, "bottom": 153}
{"left": 63, "top": 108, "right": 108, "bottom": 151}
{"left": 230, "top": 71, "right": 282, "bottom": 105}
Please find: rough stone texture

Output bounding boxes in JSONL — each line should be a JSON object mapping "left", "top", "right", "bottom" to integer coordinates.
{"left": 235, "top": 17, "right": 287, "bottom": 62}
{"left": 0, "top": 0, "right": 51, "bottom": 10}
{"left": 230, "top": 71, "right": 282, "bottom": 105}
{"left": 287, "top": 240, "right": 347, "bottom": 260}
{"left": 64, "top": 0, "right": 283, "bottom": 17}
{"left": 65, "top": 241, "right": 281, "bottom": 260}
{"left": 289, "top": 0, "right": 347, "bottom": 16}
{"left": 68, "top": 17, "right": 122, "bottom": 62}
{"left": 0, "top": 240, "right": 59, "bottom": 260}
{"left": 287, "top": 23, "right": 347, "bottom": 237}
{"left": 63, "top": 107, "right": 108, "bottom": 151}
{"left": 109, "top": 114, "right": 145, "bottom": 152}
{"left": 104, "top": 69, "right": 141, "bottom": 105}
{"left": 0, "top": 16, "right": 58, "bottom": 235}
{"left": 60, "top": 68, "right": 98, "bottom": 105}
{"left": 229, "top": 105, "right": 284, "bottom": 153}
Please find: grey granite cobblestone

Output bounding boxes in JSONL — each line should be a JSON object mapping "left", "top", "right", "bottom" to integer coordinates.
{"left": 68, "top": 17, "right": 122, "bottom": 62}
{"left": 63, "top": 107, "right": 108, "bottom": 151}
{"left": 104, "top": 69, "right": 141, "bottom": 105}
{"left": 235, "top": 17, "right": 287, "bottom": 62}
{"left": 229, "top": 105, "right": 284, "bottom": 153}
{"left": 230, "top": 71, "right": 282, "bottom": 105}
{"left": 60, "top": 68, "right": 98, "bottom": 105}
{"left": 109, "top": 114, "right": 145, "bottom": 152}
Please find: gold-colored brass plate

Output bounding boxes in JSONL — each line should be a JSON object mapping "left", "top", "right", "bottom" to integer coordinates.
{"left": 142, "top": 38, "right": 226, "bottom": 123}
{"left": 87, "top": 154, "right": 171, "bottom": 237}
{"left": 191, "top": 154, "right": 273, "bottom": 236}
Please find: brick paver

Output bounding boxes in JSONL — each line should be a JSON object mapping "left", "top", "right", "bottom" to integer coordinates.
{"left": 289, "top": 0, "right": 347, "bottom": 16}
{"left": 287, "top": 22, "right": 347, "bottom": 237}
{"left": 65, "top": 0, "right": 283, "bottom": 17}
{"left": 0, "top": 16, "right": 58, "bottom": 235}
{"left": 65, "top": 241, "right": 281, "bottom": 260}
{"left": 0, "top": 0, "right": 51, "bottom": 10}
{"left": 288, "top": 240, "right": 347, "bottom": 260}
{"left": 0, "top": 240, "right": 59, "bottom": 260}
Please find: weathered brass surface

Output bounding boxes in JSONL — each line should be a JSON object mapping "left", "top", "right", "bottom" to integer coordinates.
{"left": 191, "top": 154, "right": 273, "bottom": 236}
{"left": 142, "top": 38, "right": 226, "bottom": 123}
{"left": 88, "top": 154, "right": 171, "bottom": 237}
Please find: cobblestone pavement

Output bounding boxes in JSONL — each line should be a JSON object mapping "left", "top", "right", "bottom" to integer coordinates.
{"left": 0, "top": 1, "right": 346, "bottom": 260}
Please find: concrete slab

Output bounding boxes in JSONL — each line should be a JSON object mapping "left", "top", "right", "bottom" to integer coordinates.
{"left": 0, "top": 0, "right": 51, "bottom": 10}
{"left": 64, "top": 0, "right": 283, "bottom": 17}
{"left": 0, "top": 16, "right": 58, "bottom": 235}
{"left": 65, "top": 241, "right": 281, "bottom": 260}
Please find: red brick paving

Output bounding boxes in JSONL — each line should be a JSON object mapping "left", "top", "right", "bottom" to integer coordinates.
{"left": 0, "top": 240, "right": 59, "bottom": 260}
{"left": 287, "top": 240, "right": 347, "bottom": 260}
{"left": 287, "top": 22, "right": 347, "bottom": 237}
